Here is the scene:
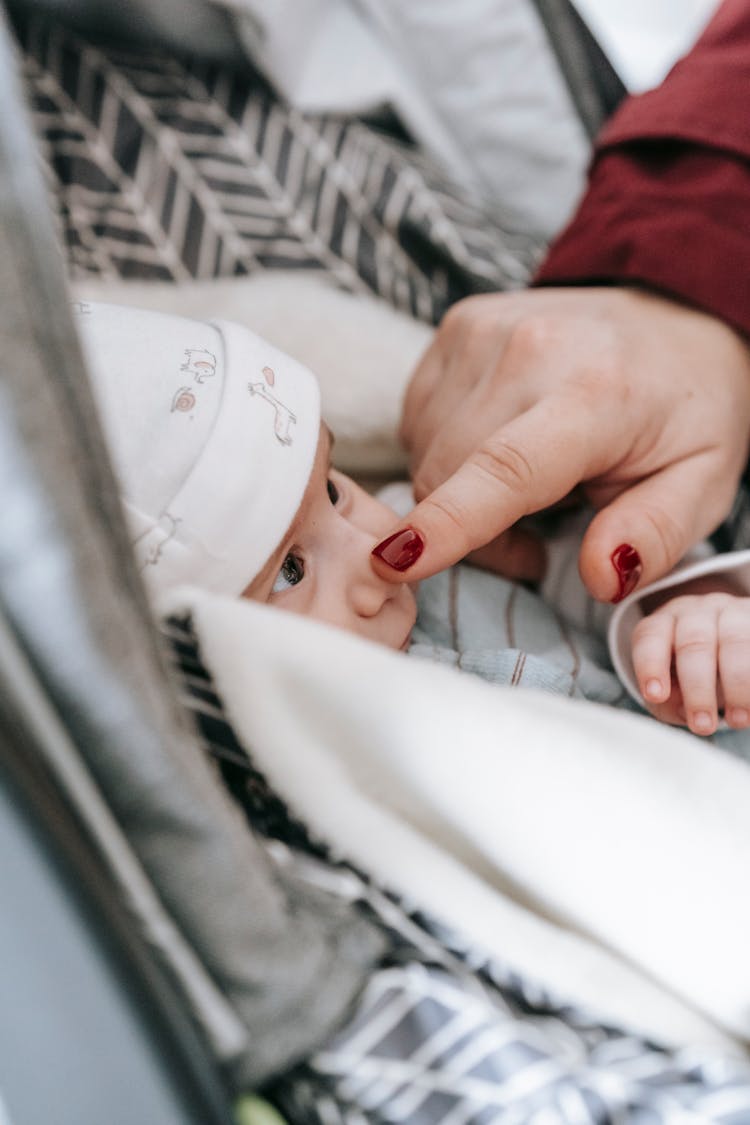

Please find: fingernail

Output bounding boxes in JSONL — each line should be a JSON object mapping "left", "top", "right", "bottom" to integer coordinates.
{"left": 692, "top": 711, "right": 714, "bottom": 734}
{"left": 372, "top": 528, "right": 425, "bottom": 572}
{"left": 729, "top": 707, "right": 749, "bottom": 727}
{"left": 645, "top": 679, "right": 662, "bottom": 701}
{"left": 610, "top": 543, "right": 643, "bottom": 603}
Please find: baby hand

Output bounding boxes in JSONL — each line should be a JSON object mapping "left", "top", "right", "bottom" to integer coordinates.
{"left": 631, "top": 591, "right": 750, "bottom": 735}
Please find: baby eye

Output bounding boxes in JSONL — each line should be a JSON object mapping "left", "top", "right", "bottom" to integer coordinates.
{"left": 327, "top": 477, "right": 340, "bottom": 505}
{"left": 271, "top": 553, "right": 305, "bottom": 594}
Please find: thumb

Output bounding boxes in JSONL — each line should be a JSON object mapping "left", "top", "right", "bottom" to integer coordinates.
{"left": 579, "top": 460, "right": 717, "bottom": 602}
{"left": 371, "top": 398, "right": 595, "bottom": 582}
{"left": 369, "top": 517, "right": 547, "bottom": 584}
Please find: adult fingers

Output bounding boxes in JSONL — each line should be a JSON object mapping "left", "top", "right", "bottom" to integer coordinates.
{"left": 466, "top": 525, "right": 547, "bottom": 584}
{"left": 372, "top": 397, "right": 597, "bottom": 582}
{"left": 399, "top": 334, "right": 446, "bottom": 461}
{"left": 409, "top": 386, "right": 521, "bottom": 501}
{"left": 578, "top": 455, "right": 729, "bottom": 603}
{"left": 400, "top": 293, "right": 526, "bottom": 466}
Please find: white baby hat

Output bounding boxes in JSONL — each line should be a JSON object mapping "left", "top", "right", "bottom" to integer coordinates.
{"left": 75, "top": 300, "right": 320, "bottom": 598}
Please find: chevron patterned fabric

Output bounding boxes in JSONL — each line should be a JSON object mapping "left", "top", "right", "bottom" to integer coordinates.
{"left": 17, "top": 14, "right": 546, "bottom": 325}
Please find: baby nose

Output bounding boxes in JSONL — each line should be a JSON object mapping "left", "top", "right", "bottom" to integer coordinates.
{"left": 350, "top": 567, "right": 395, "bottom": 617}
{"left": 348, "top": 542, "right": 398, "bottom": 618}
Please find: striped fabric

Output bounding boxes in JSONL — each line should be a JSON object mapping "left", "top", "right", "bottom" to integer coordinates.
{"left": 17, "top": 12, "right": 545, "bottom": 324}
{"left": 409, "top": 560, "right": 631, "bottom": 709}
{"left": 165, "top": 613, "right": 750, "bottom": 1124}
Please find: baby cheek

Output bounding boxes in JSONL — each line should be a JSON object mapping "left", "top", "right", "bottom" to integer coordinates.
{"left": 367, "top": 493, "right": 402, "bottom": 534}
{"left": 342, "top": 474, "right": 401, "bottom": 537}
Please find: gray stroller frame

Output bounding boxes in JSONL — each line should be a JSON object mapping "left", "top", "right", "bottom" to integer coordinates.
{"left": 0, "top": 5, "right": 385, "bottom": 1120}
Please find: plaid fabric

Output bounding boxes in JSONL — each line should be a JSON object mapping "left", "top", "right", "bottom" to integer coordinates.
{"left": 16, "top": 12, "right": 546, "bottom": 325}
{"left": 291, "top": 966, "right": 750, "bottom": 1125}
{"left": 164, "top": 613, "right": 750, "bottom": 1125}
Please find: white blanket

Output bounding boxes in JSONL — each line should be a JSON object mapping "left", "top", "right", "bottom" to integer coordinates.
{"left": 167, "top": 587, "right": 750, "bottom": 1057}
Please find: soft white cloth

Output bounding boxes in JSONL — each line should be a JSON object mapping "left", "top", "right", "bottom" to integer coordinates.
{"left": 75, "top": 300, "right": 320, "bottom": 597}
{"left": 73, "top": 275, "right": 430, "bottom": 475}
{"left": 165, "top": 585, "right": 750, "bottom": 1055}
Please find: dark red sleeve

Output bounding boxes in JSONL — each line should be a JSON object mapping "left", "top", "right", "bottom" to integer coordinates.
{"left": 535, "top": 0, "right": 750, "bottom": 338}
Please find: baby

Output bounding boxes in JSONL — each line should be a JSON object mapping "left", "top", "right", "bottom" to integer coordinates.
{"left": 78, "top": 301, "right": 750, "bottom": 741}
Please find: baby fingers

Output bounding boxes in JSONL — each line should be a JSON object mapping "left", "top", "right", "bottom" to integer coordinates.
{"left": 631, "top": 611, "right": 675, "bottom": 707}
{"left": 632, "top": 591, "right": 750, "bottom": 735}
{"left": 673, "top": 609, "right": 720, "bottom": 735}
{"left": 717, "top": 601, "right": 750, "bottom": 728}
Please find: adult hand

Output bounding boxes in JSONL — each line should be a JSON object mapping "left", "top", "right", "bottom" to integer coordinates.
{"left": 371, "top": 287, "right": 750, "bottom": 602}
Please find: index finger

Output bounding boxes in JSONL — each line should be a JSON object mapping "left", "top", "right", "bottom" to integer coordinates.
{"left": 372, "top": 397, "right": 598, "bottom": 581}
{"left": 399, "top": 332, "right": 443, "bottom": 456}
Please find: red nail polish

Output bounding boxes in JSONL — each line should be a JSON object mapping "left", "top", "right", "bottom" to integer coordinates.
{"left": 371, "top": 528, "right": 424, "bottom": 572}
{"left": 610, "top": 543, "right": 642, "bottom": 603}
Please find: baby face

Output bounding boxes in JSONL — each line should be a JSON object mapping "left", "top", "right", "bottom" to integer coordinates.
{"left": 244, "top": 425, "right": 418, "bottom": 650}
